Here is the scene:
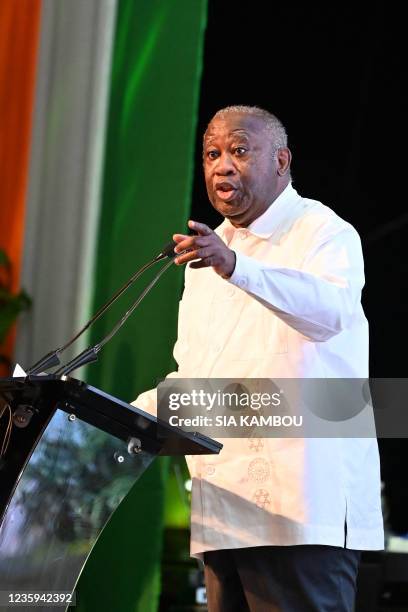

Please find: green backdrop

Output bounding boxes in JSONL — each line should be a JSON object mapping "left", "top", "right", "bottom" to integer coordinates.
{"left": 76, "top": 1, "right": 207, "bottom": 610}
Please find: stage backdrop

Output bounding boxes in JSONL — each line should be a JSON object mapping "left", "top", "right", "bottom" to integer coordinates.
{"left": 76, "top": 1, "right": 207, "bottom": 611}
{"left": 0, "top": 0, "right": 42, "bottom": 364}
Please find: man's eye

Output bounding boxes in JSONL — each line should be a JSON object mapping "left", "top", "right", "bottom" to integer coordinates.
{"left": 234, "top": 147, "right": 248, "bottom": 156}
{"left": 207, "top": 150, "right": 219, "bottom": 160}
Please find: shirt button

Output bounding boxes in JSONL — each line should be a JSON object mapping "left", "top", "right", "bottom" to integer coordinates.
{"left": 238, "top": 277, "right": 248, "bottom": 288}
{"left": 227, "top": 287, "right": 235, "bottom": 297}
{"left": 212, "top": 343, "right": 222, "bottom": 353}
{"left": 206, "top": 465, "right": 215, "bottom": 476}
{"left": 240, "top": 231, "right": 248, "bottom": 240}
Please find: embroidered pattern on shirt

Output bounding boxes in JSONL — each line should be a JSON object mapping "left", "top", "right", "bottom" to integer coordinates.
{"left": 248, "top": 438, "right": 264, "bottom": 452}
{"left": 248, "top": 458, "right": 271, "bottom": 482}
{"left": 252, "top": 489, "right": 271, "bottom": 509}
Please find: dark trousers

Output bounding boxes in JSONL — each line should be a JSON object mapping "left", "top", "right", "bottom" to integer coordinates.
{"left": 203, "top": 545, "right": 361, "bottom": 612}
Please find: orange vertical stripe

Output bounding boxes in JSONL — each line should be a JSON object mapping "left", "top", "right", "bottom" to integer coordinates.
{"left": 0, "top": 0, "right": 42, "bottom": 361}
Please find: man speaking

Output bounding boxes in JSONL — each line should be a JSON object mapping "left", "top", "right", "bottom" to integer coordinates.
{"left": 134, "top": 106, "right": 384, "bottom": 611}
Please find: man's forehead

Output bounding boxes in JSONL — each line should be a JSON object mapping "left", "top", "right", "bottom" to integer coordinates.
{"left": 204, "top": 113, "right": 267, "bottom": 142}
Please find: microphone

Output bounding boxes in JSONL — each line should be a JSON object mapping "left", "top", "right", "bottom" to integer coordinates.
{"left": 27, "top": 240, "right": 177, "bottom": 375}
{"left": 55, "top": 257, "right": 175, "bottom": 377}
{"left": 155, "top": 240, "right": 178, "bottom": 261}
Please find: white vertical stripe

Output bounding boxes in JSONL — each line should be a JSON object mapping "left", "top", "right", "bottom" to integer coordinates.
{"left": 15, "top": 0, "right": 117, "bottom": 371}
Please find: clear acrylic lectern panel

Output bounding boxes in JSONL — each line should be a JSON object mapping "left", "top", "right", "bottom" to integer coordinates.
{"left": 0, "top": 406, "right": 154, "bottom": 607}
{"left": 0, "top": 376, "right": 221, "bottom": 611}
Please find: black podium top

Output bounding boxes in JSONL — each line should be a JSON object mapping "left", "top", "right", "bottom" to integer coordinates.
{"left": 0, "top": 374, "right": 222, "bottom": 521}
{"left": 0, "top": 374, "right": 222, "bottom": 455}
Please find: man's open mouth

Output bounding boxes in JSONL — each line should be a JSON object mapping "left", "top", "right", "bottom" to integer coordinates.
{"left": 215, "top": 182, "right": 237, "bottom": 202}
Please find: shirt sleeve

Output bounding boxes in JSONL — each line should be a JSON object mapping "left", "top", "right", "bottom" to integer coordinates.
{"left": 228, "top": 223, "right": 365, "bottom": 342}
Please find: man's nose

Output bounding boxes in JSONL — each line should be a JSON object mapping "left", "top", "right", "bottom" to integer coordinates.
{"left": 215, "top": 152, "right": 236, "bottom": 175}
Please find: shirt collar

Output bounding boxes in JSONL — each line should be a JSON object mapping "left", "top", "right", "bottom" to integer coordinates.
{"left": 218, "top": 182, "right": 302, "bottom": 243}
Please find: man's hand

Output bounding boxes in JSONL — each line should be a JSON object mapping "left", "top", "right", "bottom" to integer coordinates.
{"left": 173, "top": 220, "right": 236, "bottom": 279}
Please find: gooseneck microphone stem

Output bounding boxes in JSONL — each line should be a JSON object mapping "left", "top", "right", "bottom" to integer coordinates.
{"left": 59, "top": 260, "right": 157, "bottom": 349}
{"left": 27, "top": 260, "right": 157, "bottom": 375}
{"left": 55, "top": 257, "right": 175, "bottom": 377}
{"left": 26, "top": 240, "right": 177, "bottom": 375}
{"left": 97, "top": 258, "right": 174, "bottom": 351}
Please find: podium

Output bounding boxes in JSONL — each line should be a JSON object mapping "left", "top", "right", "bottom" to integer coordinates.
{"left": 0, "top": 375, "right": 221, "bottom": 610}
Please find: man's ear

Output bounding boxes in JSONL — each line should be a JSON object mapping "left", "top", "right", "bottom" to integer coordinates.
{"left": 277, "top": 148, "right": 292, "bottom": 176}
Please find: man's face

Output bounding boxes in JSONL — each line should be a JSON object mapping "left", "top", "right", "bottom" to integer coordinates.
{"left": 203, "top": 113, "right": 290, "bottom": 227}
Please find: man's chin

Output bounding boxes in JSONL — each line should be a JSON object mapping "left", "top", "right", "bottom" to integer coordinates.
{"left": 214, "top": 199, "right": 246, "bottom": 218}
{"left": 223, "top": 209, "right": 252, "bottom": 229}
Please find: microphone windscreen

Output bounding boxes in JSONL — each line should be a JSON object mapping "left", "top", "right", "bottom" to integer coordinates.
{"left": 160, "top": 240, "right": 177, "bottom": 258}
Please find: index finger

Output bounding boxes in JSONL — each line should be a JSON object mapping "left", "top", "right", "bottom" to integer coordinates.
{"left": 188, "top": 220, "right": 213, "bottom": 235}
